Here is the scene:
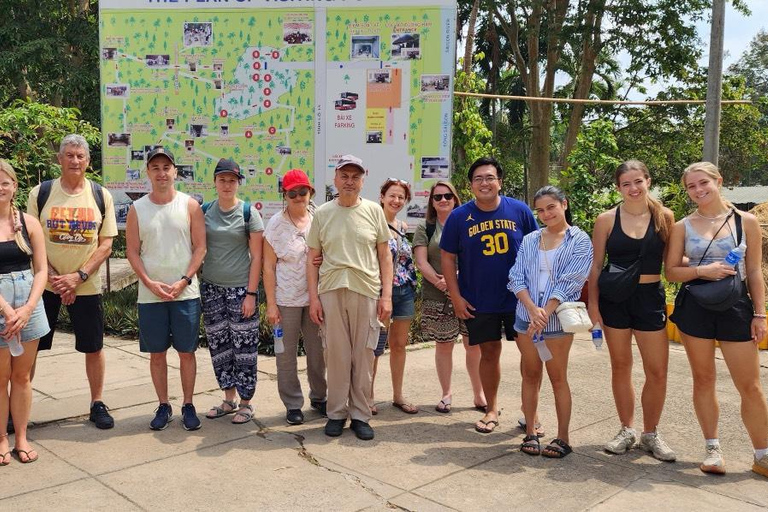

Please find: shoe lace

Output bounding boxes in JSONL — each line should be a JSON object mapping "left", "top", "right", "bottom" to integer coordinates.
{"left": 93, "top": 402, "right": 110, "bottom": 415}
{"left": 705, "top": 445, "right": 721, "bottom": 458}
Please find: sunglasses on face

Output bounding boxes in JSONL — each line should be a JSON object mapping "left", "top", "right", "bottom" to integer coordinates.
{"left": 286, "top": 188, "right": 310, "bottom": 198}
{"left": 432, "top": 192, "right": 455, "bottom": 202}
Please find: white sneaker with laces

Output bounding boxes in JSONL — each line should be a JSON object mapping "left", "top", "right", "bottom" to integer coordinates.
{"left": 700, "top": 444, "right": 726, "bottom": 474}
{"left": 639, "top": 431, "right": 676, "bottom": 462}
{"left": 604, "top": 426, "right": 637, "bottom": 454}
{"left": 752, "top": 452, "right": 768, "bottom": 478}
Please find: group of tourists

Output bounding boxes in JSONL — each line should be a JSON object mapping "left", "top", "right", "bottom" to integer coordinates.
{"left": 0, "top": 135, "right": 766, "bottom": 480}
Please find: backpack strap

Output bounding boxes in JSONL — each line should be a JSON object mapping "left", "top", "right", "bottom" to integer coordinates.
{"left": 36, "top": 180, "right": 53, "bottom": 217}
{"left": 201, "top": 201, "right": 212, "bottom": 214}
{"left": 242, "top": 201, "right": 251, "bottom": 237}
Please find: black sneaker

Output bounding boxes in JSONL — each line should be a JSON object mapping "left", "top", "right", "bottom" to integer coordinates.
{"left": 310, "top": 400, "right": 327, "bottom": 417}
{"left": 89, "top": 401, "right": 115, "bottom": 429}
{"left": 286, "top": 409, "right": 305, "bottom": 425}
{"left": 150, "top": 403, "right": 173, "bottom": 431}
{"left": 324, "top": 418, "right": 346, "bottom": 437}
{"left": 350, "top": 419, "right": 374, "bottom": 441}
{"left": 181, "top": 403, "right": 201, "bottom": 431}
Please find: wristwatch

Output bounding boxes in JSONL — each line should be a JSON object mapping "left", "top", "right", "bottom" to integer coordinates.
{"left": 77, "top": 269, "right": 89, "bottom": 282}
{"left": 181, "top": 275, "right": 193, "bottom": 285}
{"left": 246, "top": 290, "right": 258, "bottom": 297}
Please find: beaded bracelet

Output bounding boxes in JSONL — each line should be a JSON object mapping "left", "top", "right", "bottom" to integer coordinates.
{"left": 753, "top": 313, "right": 767, "bottom": 318}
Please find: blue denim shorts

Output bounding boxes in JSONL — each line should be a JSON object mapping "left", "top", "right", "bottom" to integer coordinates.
{"left": 138, "top": 298, "right": 202, "bottom": 353}
{"left": 391, "top": 284, "right": 415, "bottom": 321}
{"left": 0, "top": 269, "right": 50, "bottom": 345}
{"left": 513, "top": 315, "right": 566, "bottom": 340}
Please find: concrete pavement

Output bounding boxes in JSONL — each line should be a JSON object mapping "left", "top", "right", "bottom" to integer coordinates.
{"left": 2, "top": 332, "right": 768, "bottom": 511}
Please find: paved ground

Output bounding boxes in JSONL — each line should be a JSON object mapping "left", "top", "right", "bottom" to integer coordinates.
{"left": 2, "top": 332, "right": 767, "bottom": 511}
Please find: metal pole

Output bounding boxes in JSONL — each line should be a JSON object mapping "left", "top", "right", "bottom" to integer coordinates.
{"left": 703, "top": 0, "right": 726, "bottom": 165}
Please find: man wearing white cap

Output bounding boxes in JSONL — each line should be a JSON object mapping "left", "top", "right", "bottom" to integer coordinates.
{"left": 307, "top": 154, "right": 392, "bottom": 440}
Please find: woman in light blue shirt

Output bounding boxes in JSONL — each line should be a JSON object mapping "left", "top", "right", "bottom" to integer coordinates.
{"left": 507, "top": 186, "right": 592, "bottom": 458}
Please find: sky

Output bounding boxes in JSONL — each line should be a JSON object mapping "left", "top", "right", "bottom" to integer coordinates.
{"left": 635, "top": 0, "right": 767, "bottom": 98}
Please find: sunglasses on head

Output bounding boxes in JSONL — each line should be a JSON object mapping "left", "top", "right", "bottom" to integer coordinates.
{"left": 387, "top": 177, "right": 409, "bottom": 186}
{"left": 432, "top": 192, "right": 455, "bottom": 202}
{"left": 286, "top": 187, "right": 310, "bottom": 198}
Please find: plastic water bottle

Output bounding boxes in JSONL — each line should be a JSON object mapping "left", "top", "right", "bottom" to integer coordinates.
{"left": 724, "top": 242, "right": 747, "bottom": 266}
{"left": 273, "top": 324, "right": 285, "bottom": 354}
{"left": 533, "top": 333, "right": 552, "bottom": 362}
{"left": 591, "top": 323, "right": 603, "bottom": 351}
{"left": 7, "top": 335, "right": 24, "bottom": 357}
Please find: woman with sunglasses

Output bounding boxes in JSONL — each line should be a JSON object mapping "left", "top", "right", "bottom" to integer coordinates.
{"left": 200, "top": 158, "right": 264, "bottom": 424}
{"left": 369, "top": 178, "right": 419, "bottom": 415}
{"left": 263, "top": 169, "right": 327, "bottom": 425}
{"left": 413, "top": 181, "right": 486, "bottom": 413}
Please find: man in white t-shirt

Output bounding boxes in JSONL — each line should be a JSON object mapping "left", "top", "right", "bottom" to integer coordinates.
{"left": 307, "top": 154, "right": 392, "bottom": 441}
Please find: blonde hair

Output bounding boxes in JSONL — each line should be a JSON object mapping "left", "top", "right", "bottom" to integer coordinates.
{"left": 426, "top": 180, "right": 461, "bottom": 223}
{"left": 0, "top": 159, "right": 32, "bottom": 255}
{"left": 681, "top": 161, "right": 734, "bottom": 210}
{"left": 615, "top": 160, "right": 671, "bottom": 242}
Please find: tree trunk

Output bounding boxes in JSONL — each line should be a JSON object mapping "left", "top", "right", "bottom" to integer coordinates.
{"left": 463, "top": 0, "right": 482, "bottom": 73}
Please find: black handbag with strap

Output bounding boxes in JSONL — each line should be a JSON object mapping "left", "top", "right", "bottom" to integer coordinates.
{"left": 597, "top": 209, "right": 653, "bottom": 303}
{"left": 684, "top": 210, "right": 744, "bottom": 312}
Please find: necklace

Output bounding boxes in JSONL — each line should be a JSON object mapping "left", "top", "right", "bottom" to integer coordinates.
{"left": 694, "top": 209, "right": 728, "bottom": 222}
{"left": 286, "top": 208, "right": 309, "bottom": 238}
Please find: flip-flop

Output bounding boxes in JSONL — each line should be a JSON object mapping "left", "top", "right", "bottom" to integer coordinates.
{"left": 435, "top": 399, "right": 452, "bottom": 413}
{"left": 475, "top": 419, "right": 499, "bottom": 434}
{"left": 0, "top": 451, "right": 10, "bottom": 466}
{"left": 393, "top": 402, "right": 419, "bottom": 414}
{"left": 12, "top": 447, "right": 38, "bottom": 464}
{"left": 517, "top": 417, "right": 545, "bottom": 438}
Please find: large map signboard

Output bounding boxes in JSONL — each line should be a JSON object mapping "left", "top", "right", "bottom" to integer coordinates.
{"left": 99, "top": 0, "right": 457, "bottom": 225}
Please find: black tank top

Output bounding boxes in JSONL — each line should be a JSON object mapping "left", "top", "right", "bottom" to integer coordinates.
{"left": 0, "top": 213, "right": 32, "bottom": 273}
{"left": 605, "top": 207, "right": 664, "bottom": 274}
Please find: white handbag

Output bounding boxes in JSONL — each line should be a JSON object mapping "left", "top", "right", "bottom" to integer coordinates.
{"left": 555, "top": 301, "right": 592, "bottom": 333}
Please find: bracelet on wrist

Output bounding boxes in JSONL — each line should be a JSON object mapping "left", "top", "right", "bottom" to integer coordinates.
{"left": 753, "top": 313, "right": 767, "bottom": 318}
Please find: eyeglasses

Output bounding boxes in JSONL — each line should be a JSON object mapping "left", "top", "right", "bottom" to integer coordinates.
{"left": 387, "top": 177, "right": 410, "bottom": 186}
{"left": 286, "top": 188, "right": 310, "bottom": 198}
{"left": 472, "top": 175, "right": 499, "bottom": 184}
{"left": 432, "top": 193, "right": 454, "bottom": 202}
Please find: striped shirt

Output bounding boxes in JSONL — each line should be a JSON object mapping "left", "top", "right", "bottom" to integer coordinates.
{"left": 507, "top": 226, "right": 593, "bottom": 332}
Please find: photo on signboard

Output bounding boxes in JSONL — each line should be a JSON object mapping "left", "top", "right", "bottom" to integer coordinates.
{"left": 220, "top": 125, "right": 229, "bottom": 136}
{"left": 391, "top": 33, "right": 420, "bottom": 59}
{"left": 277, "top": 145, "right": 292, "bottom": 155}
{"left": 189, "top": 124, "right": 208, "bottom": 138}
{"left": 248, "top": 167, "right": 256, "bottom": 178}
{"left": 407, "top": 203, "right": 427, "bottom": 219}
{"left": 183, "top": 22, "right": 213, "bottom": 48}
{"left": 105, "top": 84, "right": 130, "bottom": 98}
{"left": 145, "top": 54, "right": 170, "bottom": 68}
{"left": 126, "top": 168, "right": 140, "bottom": 181}
{"left": 131, "top": 149, "right": 145, "bottom": 161}
{"left": 107, "top": 133, "right": 131, "bottom": 147}
{"left": 366, "top": 131, "right": 382, "bottom": 144}
{"left": 143, "top": 145, "right": 162, "bottom": 156}
{"left": 420, "top": 74, "right": 450, "bottom": 93}
{"left": 101, "top": 48, "right": 117, "bottom": 60}
{"left": 185, "top": 139, "right": 195, "bottom": 151}
{"left": 188, "top": 60, "right": 197, "bottom": 72}
{"left": 166, "top": 118, "right": 175, "bottom": 131}
{"left": 177, "top": 165, "right": 195, "bottom": 182}
{"left": 213, "top": 62, "right": 223, "bottom": 71}
{"left": 351, "top": 35, "right": 380, "bottom": 60}
{"left": 367, "top": 69, "right": 391, "bottom": 84}
{"left": 421, "top": 156, "right": 450, "bottom": 179}
{"left": 214, "top": 79, "right": 223, "bottom": 90}
{"left": 283, "top": 22, "right": 312, "bottom": 45}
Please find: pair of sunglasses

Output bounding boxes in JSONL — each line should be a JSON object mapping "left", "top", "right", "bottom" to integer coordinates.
{"left": 286, "top": 188, "right": 310, "bottom": 198}
{"left": 432, "top": 192, "right": 455, "bottom": 202}
{"left": 387, "top": 177, "right": 410, "bottom": 186}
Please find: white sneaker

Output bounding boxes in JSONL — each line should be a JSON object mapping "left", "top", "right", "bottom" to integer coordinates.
{"left": 753, "top": 453, "right": 768, "bottom": 478}
{"left": 604, "top": 426, "right": 637, "bottom": 454}
{"left": 700, "top": 444, "right": 726, "bottom": 475}
{"left": 639, "top": 432, "right": 676, "bottom": 462}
